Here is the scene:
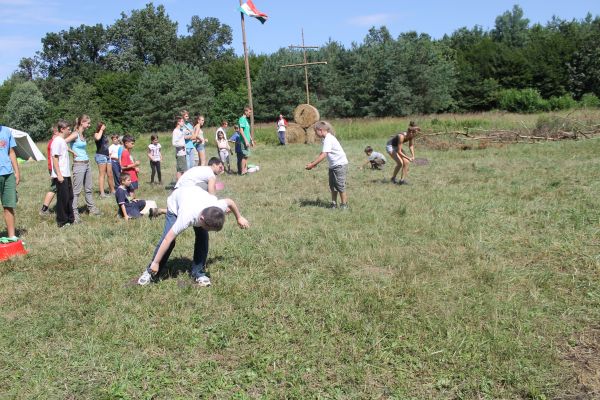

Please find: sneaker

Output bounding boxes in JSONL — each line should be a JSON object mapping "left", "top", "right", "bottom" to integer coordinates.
{"left": 194, "top": 275, "right": 211, "bottom": 287}
{"left": 398, "top": 179, "right": 409, "bottom": 185}
{"left": 340, "top": 203, "right": 349, "bottom": 210}
{"left": 39, "top": 208, "right": 50, "bottom": 216}
{"left": 329, "top": 202, "right": 338, "bottom": 209}
{"left": 391, "top": 177, "right": 398, "bottom": 184}
{"left": 137, "top": 270, "right": 153, "bottom": 286}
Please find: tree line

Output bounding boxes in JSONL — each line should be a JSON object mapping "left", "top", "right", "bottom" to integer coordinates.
{"left": 1, "top": 3, "right": 599, "bottom": 141}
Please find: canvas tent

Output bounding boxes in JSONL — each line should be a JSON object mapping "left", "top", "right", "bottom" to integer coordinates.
{"left": 6, "top": 127, "right": 45, "bottom": 161}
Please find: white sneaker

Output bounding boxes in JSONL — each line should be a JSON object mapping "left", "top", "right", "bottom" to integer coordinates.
{"left": 137, "top": 270, "right": 152, "bottom": 286}
{"left": 194, "top": 275, "right": 211, "bottom": 287}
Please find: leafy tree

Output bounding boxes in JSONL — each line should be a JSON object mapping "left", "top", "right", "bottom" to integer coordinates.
{"left": 94, "top": 71, "right": 140, "bottom": 129}
{"left": 39, "top": 24, "right": 107, "bottom": 78}
{"left": 105, "top": 3, "right": 177, "bottom": 71}
{"left": 3, "top": 82, "right": 48, "bottom": 140}
{"left": 128, "top": 63, "right": 214, "bottom": 132}
{"left": 568, "top": 16, "right": 600, "bottom": 98}
{"left": 58, "top": 82, "right": 103, "bottom": 126}
{"left": 209, "top": 85, "right": 248, "bottom": 127}
{"left": 176, "top": 16, "right": 234, "bottom": 69}
{"left": 492, "top": 5, "right": 530, "bottom": 47}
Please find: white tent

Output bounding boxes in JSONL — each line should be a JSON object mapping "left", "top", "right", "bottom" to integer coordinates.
{"left": 6, "top": 127, "right": 45, "bottom": 161}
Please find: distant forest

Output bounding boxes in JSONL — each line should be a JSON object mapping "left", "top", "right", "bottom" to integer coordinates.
{"left": 1, "top": 3, "right": 599, "bottom": 140}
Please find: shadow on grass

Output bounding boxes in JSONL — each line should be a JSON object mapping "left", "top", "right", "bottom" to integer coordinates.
{"left": 158, "top": 255, "right": 225, "bottom": 281}
{"left": 298, "top": 198, "right": 331, "bottom": 208}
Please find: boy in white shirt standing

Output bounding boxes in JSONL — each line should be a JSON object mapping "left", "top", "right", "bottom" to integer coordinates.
{"left": 51, "top": 120, "right": 75, "bottom": 227}
{"left": 172, "top": 116, "right": 187, "bottom": 181}
{"left": 305, "top": 121, "right": 349, "bottom": 209}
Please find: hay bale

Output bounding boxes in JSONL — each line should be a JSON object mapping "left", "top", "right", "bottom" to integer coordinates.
{"left": 293, "top": 104, "right": 320, "bottom": 128}
{"left": 305, "top": 126, "right": 317, "bottom": 144}
{"left": 286, "top": 123, "right": 307, "bottom": 144}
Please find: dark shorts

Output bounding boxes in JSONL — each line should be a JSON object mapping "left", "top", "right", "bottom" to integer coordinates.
{"left": 328, "top": 164, "right": 348, "bottom": 193}
{"left": 176, "top": 155, "right": 187, "bottom": 172}
{"left": 0, "top": 173, "right": 17, "bottom": 208}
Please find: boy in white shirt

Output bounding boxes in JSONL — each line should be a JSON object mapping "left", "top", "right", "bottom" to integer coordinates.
{"left": 172, "top": 116, "right": 187, "bottom": 180}
{"left": 174, "top": 157, "right": 225, "bottom": 194}
{"left": 51, "top": 120, "right": 75, "bottom": 227}
{"left": 137, "top": 186, "right": 249, "bottom": 287}
{"left": 305, "top": 121, "right": 349, "bottom": 209}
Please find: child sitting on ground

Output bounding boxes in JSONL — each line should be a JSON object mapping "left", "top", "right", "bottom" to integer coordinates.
{"left": 360, "top": 146, "right": 386, "bottom": 170}
{"left": 115, "top": 173, "right": 165, "bottom": 220}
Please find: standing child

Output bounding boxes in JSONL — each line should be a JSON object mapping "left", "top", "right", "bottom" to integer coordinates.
{"left": 276, "top": 114, "right": 288, "bottom": 145}
{"left": 94, "top": 121, "right": 115, "bottom": 197}
{"left": 216, "top": 130, "right": 231, "bottom": 173}
{"left": 192, "top": 115, "right": 207, "bottom": 166}
{"left": 51, "top": 120, "right": 75, "bottom": 227}
{"left": 305, "top": 121, "right": 349, "bottom": 209}
{"left": 215, "top": 120, "right": 228, "bottom": 141}
{"left": 386, "top": 121, "right": 419, "bottom": 185}
{"left": 229, "top": 125, "right": 243, "bottom": 175}
{"left": 40, "top": 124, "right": 59, "bottom": 216}
{"left": 0, "top": 125, "right": 20, "bottom": 238}
{"left": 120, "top": 135, "right": 140, "bottom": 192}
{"left": 172, "top": 116, "right": 187, "bottom": 181}
{"left": 238, "top": 107, "right": 253, "bottom": 174}
{"left": 109, "top": 135, "right": 122, "bottom": 188}
{"left": 147, "top": 135, "right": 162, "bottom": 185}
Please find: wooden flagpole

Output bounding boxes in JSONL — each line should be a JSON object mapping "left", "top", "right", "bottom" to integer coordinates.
{"left": 239, "top": 0, "right": 255, "bottom": 140}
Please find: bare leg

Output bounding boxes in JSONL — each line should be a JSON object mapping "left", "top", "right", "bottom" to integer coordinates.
{"left": 106, "top": 163, "right": 115, "bottom": 193}
{"left": 339, "top": 192, "right": 348, "bottom": 205}
{"left": 42, "top": 192, "right": 55, "bottom": 207}
{"left": 400, "top": 155, "right": 411, "bottom": 181}
{"left": 388, "top": 151, "right": 402, "bottom": 180}
{"left": 330, "top": 190, "right": 338, "bottom": 204}
{"left": 199, "top": 150, "right": 206, "bottom": 166}
{"left": 4, "top": 207, "right": 15, "bottom": 237}
{"left": 98, "top": 163, "right": 106, "bottom": 195}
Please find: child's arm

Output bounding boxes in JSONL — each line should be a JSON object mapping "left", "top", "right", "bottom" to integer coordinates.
{"left": 120, "top": 204, "right": 130, "bottom": 220}
{"left": 64, "top": 131, "right": 78, "bottom": 143}
{"left": 146, "top": 147, "right": 153, "bottom": 161}
{"left": 53, "top": 155, "right": 63, "bottom": 182}
{"left": 305, "top": 152, "right": 327, "bottom": 170}
{"left": 223, "top": 198, "right": 250, "bottom": 228}
{"left": 207, "top": 177, "right": 216, "bottom": 195}
{"left": 9, "top": 148, "right": 19, "bottom": 185}
{"left": 94, "top": 125, "right": 105, "bottom": 141}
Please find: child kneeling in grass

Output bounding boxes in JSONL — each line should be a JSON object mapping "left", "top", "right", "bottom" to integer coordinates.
{"left": 305, "top": 121, "right": 349, "bottom": 209}
{"left": 360, "top": 145, "right": 386, "bottom": 170}
{"left": 115, "top": 173, "right": 165, "bottom": 220}
{"left": 137, "top": 185, "right": 249, "bottom": 287}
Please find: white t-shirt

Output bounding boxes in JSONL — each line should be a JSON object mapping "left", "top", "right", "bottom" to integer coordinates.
{"left": 174, "top": 166, "right": 215, "bottom": 189}
{"left": 148, "top": 143, "right": 161, "bottom": 161}
{"left": 50, "top": 136, "right": 71, "bottom": 178}
{"left": 277, "top": 119, "right": 287, "bottom": 132}
{"left": 322, "top": 133, "right": 348, "bottom": 168}
{"left": 172, "top": 128, "right": 185, "bottom": 156}
{"left": 108, "top": 143, "right": 121, "bottom": 159}
{"left": 167, "top": 186, "right": 228, "bottom": 236}
{"left": 368, "top": 151, "right": 386, "bottom": 162}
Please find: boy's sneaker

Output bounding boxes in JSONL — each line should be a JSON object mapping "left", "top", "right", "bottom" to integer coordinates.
{"left": 137, "top": 270, "right": 153, "bottom": 286}
{"left": 39, "top": 208, "right": 50, "bottom": 216}
{"left": 329, "top": 202, "right": 338, "bottom": 209}
{"left": 194, "top": 275, "right": 211, "bottom": 287}
{"left": 391, "top": 177, "right": 398, "bottom": 184}
{"left": 340, "top": 203, "right": 349, "bottom": 210}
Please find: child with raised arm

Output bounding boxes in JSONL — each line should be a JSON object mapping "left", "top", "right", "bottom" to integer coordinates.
{"left": 147, "top": 135, "right": 162, "bottom": 185}
{"left": 136, "top": 185, "right": 249, "bottom": 287}
{"left": 305, "top": 121, "right": 349, "bottom": 209}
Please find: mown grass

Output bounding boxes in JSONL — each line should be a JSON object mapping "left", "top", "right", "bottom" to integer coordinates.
{"left": 1, "top": 113, "right": 599, "bottom": 399}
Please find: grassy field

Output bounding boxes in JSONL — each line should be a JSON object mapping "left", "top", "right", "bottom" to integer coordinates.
{"left": 1, "top": 113, "right": 600, "bottom": 399}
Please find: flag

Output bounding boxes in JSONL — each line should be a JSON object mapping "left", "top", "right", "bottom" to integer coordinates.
{"left": 239, "top": 0, "right": 268, "bottom": 24}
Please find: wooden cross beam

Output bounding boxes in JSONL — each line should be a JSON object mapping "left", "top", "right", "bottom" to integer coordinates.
{"left": 281, "top": 29, "right": 327, "bottom": 105}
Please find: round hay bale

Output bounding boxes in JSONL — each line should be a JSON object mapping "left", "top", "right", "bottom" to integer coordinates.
{"left": 293, "top": 104, "right": 320, "bottom": 128}
{"left": 305, "top": 126, "right": 317, "bottom": 144}
{"left": 286, "top": 123, "right": 307, "bottom": 144}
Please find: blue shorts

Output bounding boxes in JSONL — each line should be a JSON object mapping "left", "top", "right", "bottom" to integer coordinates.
{"left": 95, "top": 154, "right": 110, "bottom": 165}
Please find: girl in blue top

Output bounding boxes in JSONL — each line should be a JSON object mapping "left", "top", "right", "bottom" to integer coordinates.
{"left": 66, "top": 114, "right": 102, "bottom": 223}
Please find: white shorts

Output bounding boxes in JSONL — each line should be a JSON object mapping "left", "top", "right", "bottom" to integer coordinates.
{"left": 386, "top": 145, "right": 398, "bottom": 154}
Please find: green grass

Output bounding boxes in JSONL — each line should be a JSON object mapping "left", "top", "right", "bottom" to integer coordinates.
{"left": 1, "top": 114, "right": 600, "bottom": 399}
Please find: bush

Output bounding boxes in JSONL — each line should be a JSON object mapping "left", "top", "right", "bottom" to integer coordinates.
{"left": 547, "top": 94, "right": 577, "bottom": 111}
{"left": 3, "top": 81, "right": 48, "bottom": 141}
{"left": 496, "top": 88, "right": 547, "bottom": 113}
{"left": 580, "top": 93, "right": 600, "bottom": 108}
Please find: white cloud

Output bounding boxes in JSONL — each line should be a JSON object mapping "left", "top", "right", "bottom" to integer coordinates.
{"left": 347, "top": 13, "right": 399, "bottom": 27}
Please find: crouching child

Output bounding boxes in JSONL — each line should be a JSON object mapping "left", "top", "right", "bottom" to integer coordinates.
{"left": 116, "top": 173, "right": 165, "bottom": 220}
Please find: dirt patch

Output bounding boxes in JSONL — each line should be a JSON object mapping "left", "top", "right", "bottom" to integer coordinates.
{"left": 559, "top": 327, "right": 600, "bottom": 399}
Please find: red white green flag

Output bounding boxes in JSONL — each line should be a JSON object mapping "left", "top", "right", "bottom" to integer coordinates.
{"left": 239, "top": 0, "right": 268, "bottom": 24}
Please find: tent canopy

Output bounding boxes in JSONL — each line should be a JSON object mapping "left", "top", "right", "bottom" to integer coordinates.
{"left": 6, "top": 127, "right": 45, "bottom": 161}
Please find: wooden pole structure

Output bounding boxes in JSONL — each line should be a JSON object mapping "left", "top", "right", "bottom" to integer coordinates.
{"left": 282, "top": 28, "right": 327, "bottom": 105}
{"left": 239, "top": 0, "right": 255, "bottom": 140}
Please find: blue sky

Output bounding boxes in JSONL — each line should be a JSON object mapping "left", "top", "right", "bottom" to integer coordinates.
{"left": 1, "top": 0, "right": 598, "bottom": 82}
